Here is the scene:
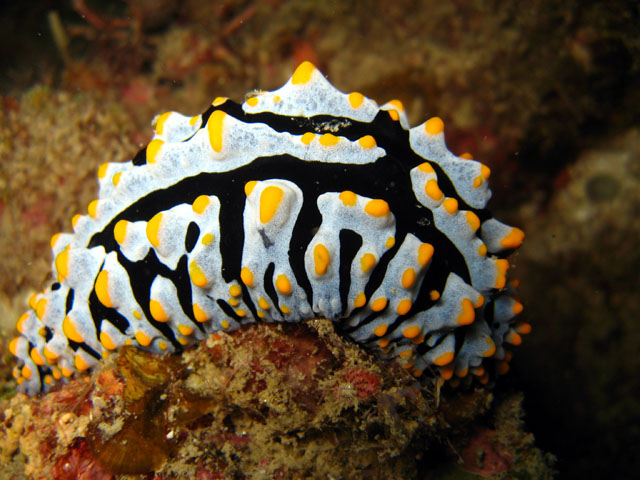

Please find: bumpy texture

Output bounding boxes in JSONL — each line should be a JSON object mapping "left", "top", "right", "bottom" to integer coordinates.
{"left": 10, "top": 62, "right": 526, "bottom": 395}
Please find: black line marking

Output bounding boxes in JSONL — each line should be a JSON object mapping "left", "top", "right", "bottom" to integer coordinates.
{"left": 172, "top": 255, "right": 202, "bottom": 330}
{"left": 65, "top": 336, "right": 101, "bottom": 361}
{"left": 132, "top": 147, "right": 147, "bottom": 166}
{"left": 78, "top": 342, "right": 101, "bottom": 360}
{"left": 263, "top": 262, "right": 280, "bottom": 315}
{"left": 338, "top": 230, "right": 362, "bottom": 316}
{"left": 89, "top": 154, "right": 470, "bottom": 325}
{"left": 65, "top": 289, "right": 74, "bottom": 314}
{"left": 89, "top": 290, "right": 130, "bottom": 336}
{"left": 116, "top": 250, "right": 181, "bottom": 348}
{"left": 87, "top": 100, "right": 474, "bottom": 338}
{"left": 43, "top": 326, "right": 53, "bottom": 342}
{"left": 37, "top": 364, "right": 53, "bottom": 390}
{"left": 212, "top": 100, "right": 484, "bottom": 214}
{"left": 185, "top": 222, "right": 200, "bottom": 253}
{"left": 216, "top": 299, "right": 243, "bottom": 321}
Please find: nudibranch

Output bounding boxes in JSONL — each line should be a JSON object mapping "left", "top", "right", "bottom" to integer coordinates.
{"left": 10, "top": 62, "right": 527, "bottom": 395}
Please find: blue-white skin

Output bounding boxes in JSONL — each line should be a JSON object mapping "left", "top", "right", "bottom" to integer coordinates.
{"left": 11, "top": 62, "right": 525, "bottom": 395}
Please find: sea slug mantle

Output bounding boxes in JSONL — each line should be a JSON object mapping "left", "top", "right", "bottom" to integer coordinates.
{"left": 10, "top": 62, "right": 527, "bottom": 395}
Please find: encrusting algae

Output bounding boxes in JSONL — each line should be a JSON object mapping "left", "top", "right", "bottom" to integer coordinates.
{"left": 0, "top": 319, "right": 553, "bottom": 479}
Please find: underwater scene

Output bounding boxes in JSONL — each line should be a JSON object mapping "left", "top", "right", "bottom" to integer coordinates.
{"left": 0, "top": 1, "right": 638, "bottom": 479}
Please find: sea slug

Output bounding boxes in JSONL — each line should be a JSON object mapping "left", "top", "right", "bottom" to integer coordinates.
{"left": 10, "top": 62, "right": 526, "bottom": 395}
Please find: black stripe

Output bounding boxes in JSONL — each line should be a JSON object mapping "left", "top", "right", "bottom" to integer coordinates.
{"left": 145, "top": 98, "right": 487, "bottom": 216}
{"left": 262, "top": 262, "right": 280, "bottom": 315}
{"left": 65, "top": 289, "right": 74, "bottom": 314}
{"left": 43, "top": 326, "right": 53, "bottom": 342}
{"left": 88, "top": 153, "right": 470, "bottom": 322}
{"left": 78, "top": 342, "right": 101, "bottom": 360}
{"left": 338, "top": 230, "right": 362, "bottom": 316}
{"left": 212, "top": 99, "right": 486, "bottom": 215}
{"left": 86, "top": 102, "right": 476, "bottom": 335}
{"left": 89, "top": 290, "right": 129, "bottom": 336}
{"left": 132, "top": 147, "right": 147, "bottom": 166}
{"left": 216, "top": 299, "right": 244, "bottom": 322}
{"left": 185, "top": 222, "right": 200, "bottom": 253}
{"left": 115, "top": 250, "right": 182, "bottom": 348}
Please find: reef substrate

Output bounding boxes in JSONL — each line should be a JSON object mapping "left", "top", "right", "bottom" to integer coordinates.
{"left": 0, "top": 319, "right": 553, "bottom": 479}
